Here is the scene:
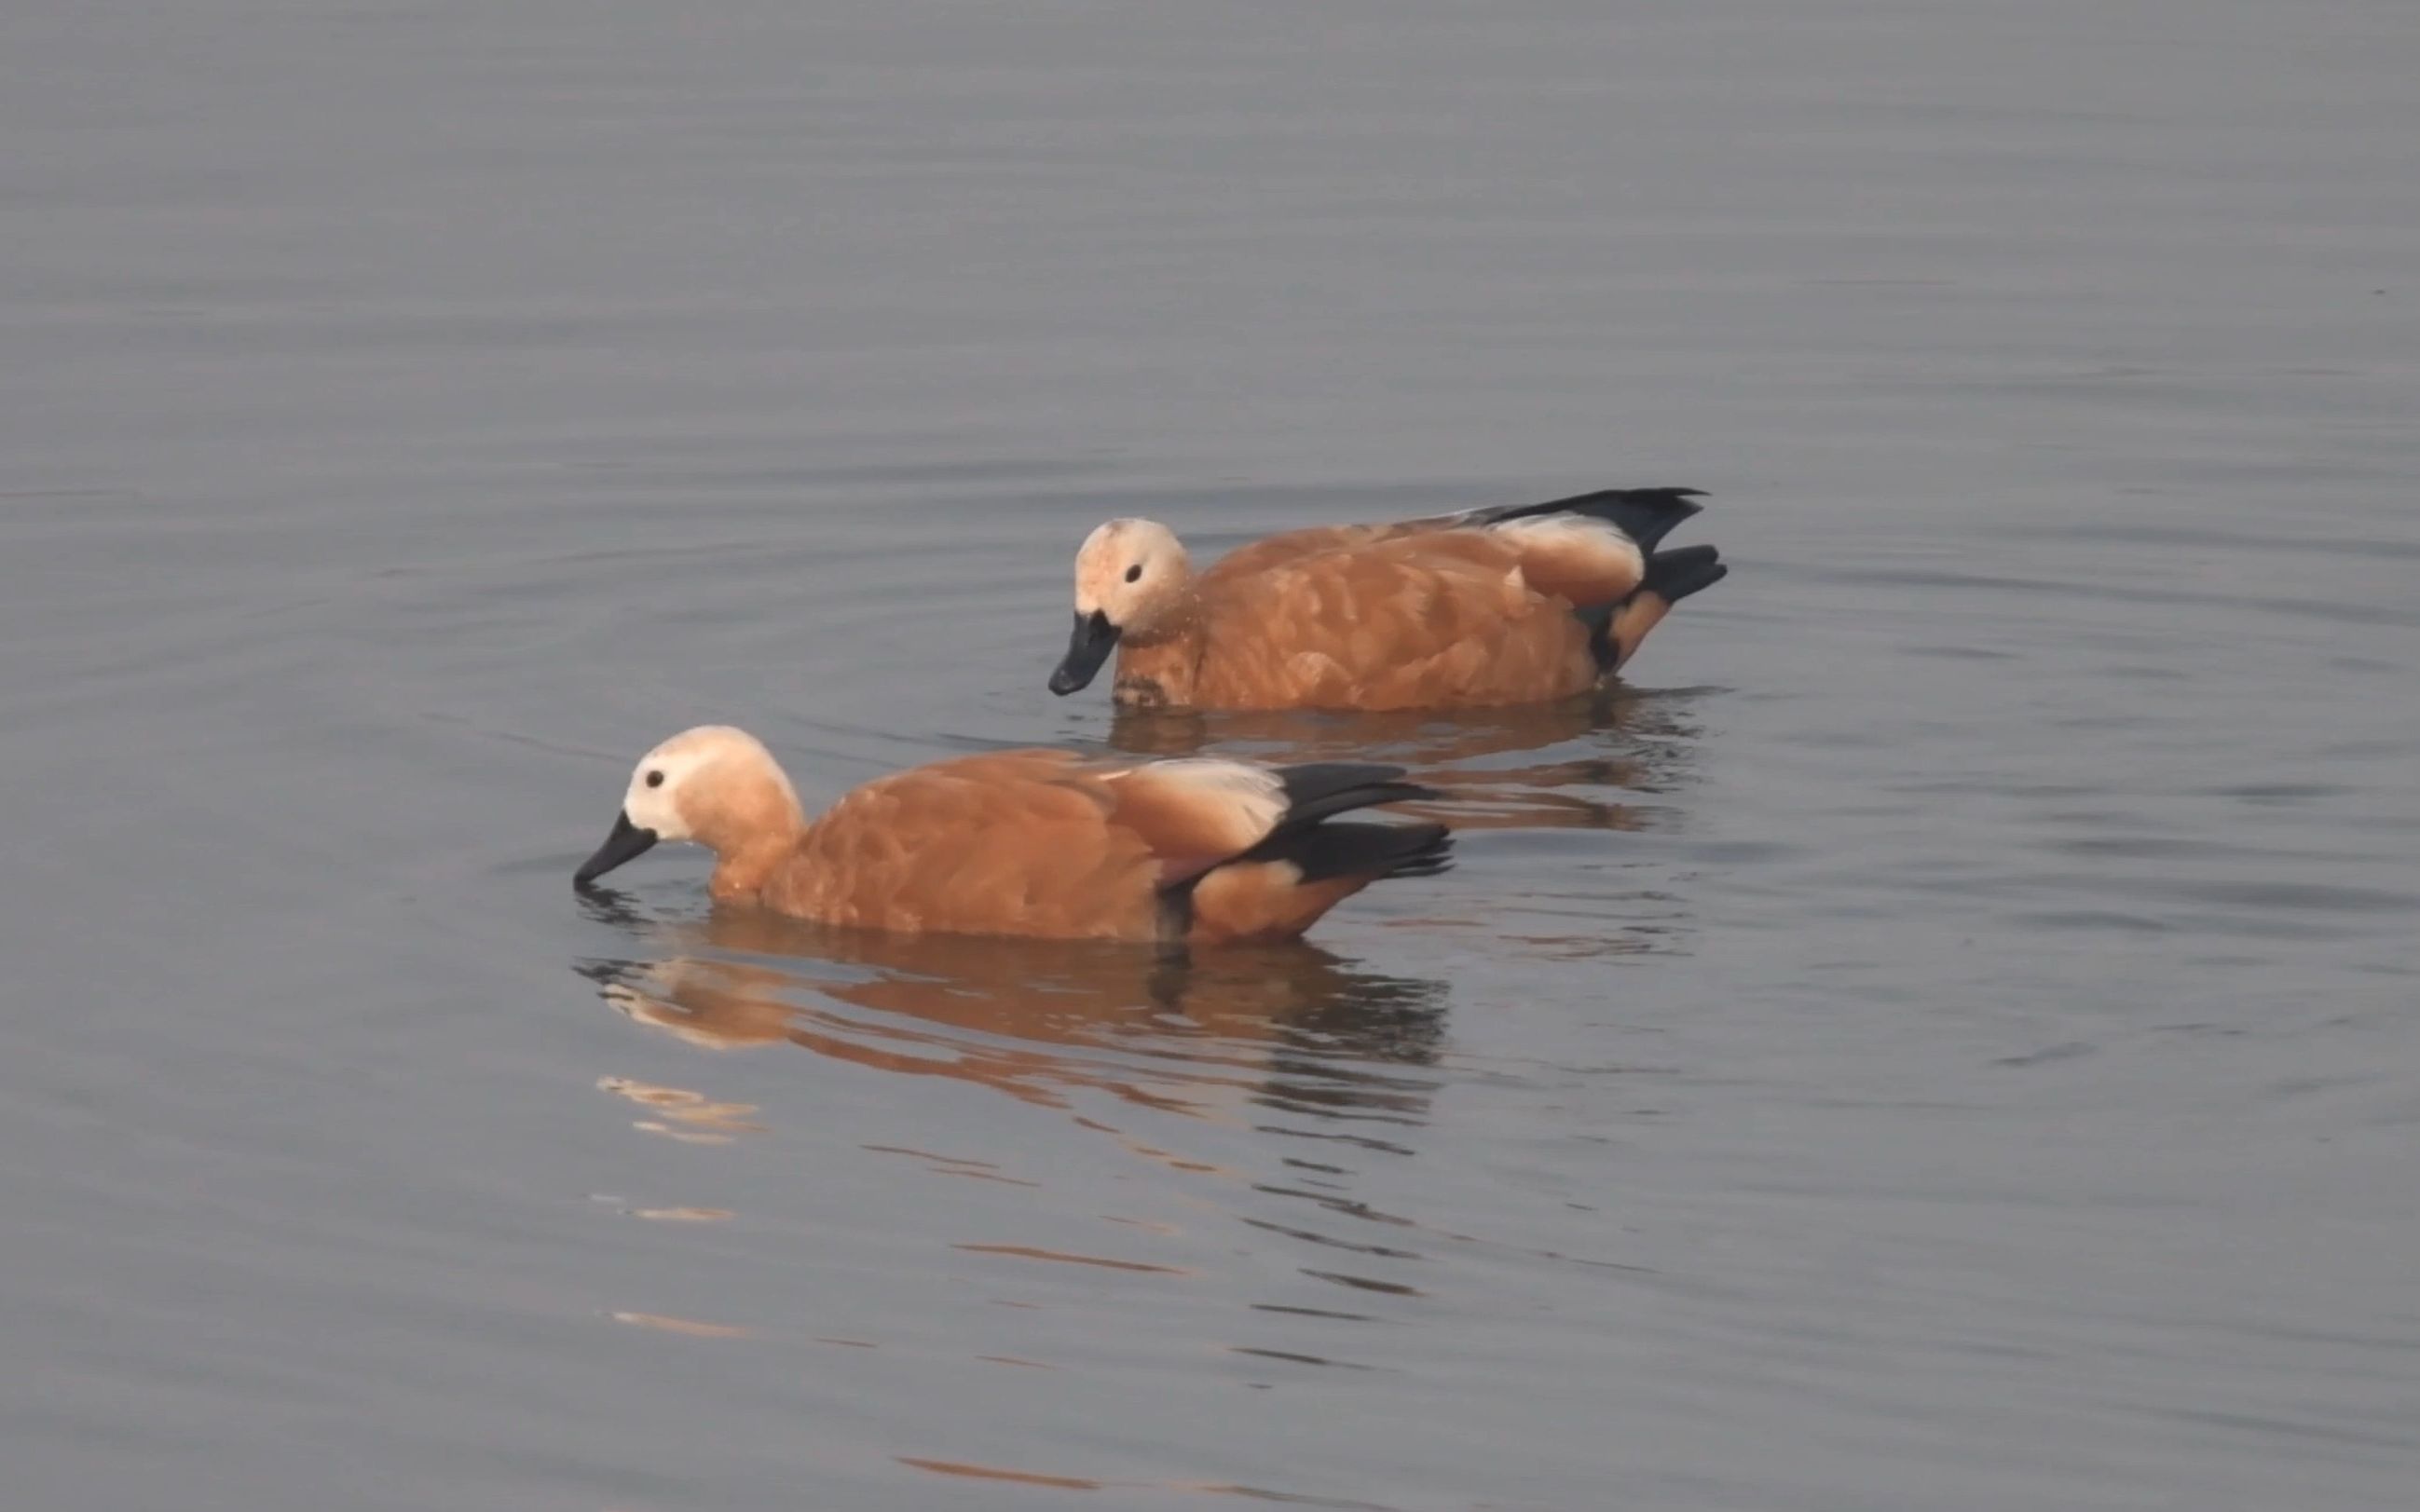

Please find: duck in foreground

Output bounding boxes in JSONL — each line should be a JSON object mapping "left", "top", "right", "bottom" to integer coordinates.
{"left": 1049, "top": 486, "right": 1726, "bottom": 711}
{"left": 572, "top": 726, "right": 1451, "bottom": 945}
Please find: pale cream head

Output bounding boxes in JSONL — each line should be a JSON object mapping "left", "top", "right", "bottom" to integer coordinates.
{"left": 576, "top": 725, "right": 807, "bottom": 888}
{"left": 621, "top": 725, "right": 802, "bottom": 844}
{"left": 1073, "top": 517, "right": 1192, "bottom": 634}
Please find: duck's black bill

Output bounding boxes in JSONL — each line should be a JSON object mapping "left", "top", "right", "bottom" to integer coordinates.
{"left": 574, "top": 811, "right": 659, "bottom": 888}
{"left": 1049, "top": 609, "right": 1121, "bottom": 695}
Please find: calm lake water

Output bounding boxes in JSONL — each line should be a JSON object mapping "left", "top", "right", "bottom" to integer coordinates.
{"left": 5, "top": 3, "right": 2417, "bottom": 1508}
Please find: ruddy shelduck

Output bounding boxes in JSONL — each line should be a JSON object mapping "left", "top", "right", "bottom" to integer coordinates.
{"left": 1049, "top": 487, "right": 1727, "bottom": 710}
{"left": 572, "top": 726, "right": 1451, "bottom": 945}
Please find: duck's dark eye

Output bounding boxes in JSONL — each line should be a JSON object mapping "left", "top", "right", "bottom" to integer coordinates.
{"left": 1124, "top": 564, "right": 1143, "bottom": 582}
{"left": 644, "top": 770, "right": 665, "bottom": 788}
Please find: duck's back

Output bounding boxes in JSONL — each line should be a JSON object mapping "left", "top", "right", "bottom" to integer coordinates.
{"left": 1201, "top": 521, "right": 1413, "bottom": 586}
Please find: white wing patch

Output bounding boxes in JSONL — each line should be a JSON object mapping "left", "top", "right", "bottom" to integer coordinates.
{"left": 1109, "top": 757, "right": 1288, "bottom": 843}
{"left": 1489, "top": 513, "right": 1648, "bottom": 591}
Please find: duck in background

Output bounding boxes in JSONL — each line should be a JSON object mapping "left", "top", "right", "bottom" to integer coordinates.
{"left": 1048, "top": 486, "right": 1726, "bottom": 711}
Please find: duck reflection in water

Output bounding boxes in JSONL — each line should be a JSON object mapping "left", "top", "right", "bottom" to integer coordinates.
{"left": 576, "top": 899, "right": 1447, "bottom": 1128}
{"left": 1101, "top": 687, "right": 1707, "bottom": 835}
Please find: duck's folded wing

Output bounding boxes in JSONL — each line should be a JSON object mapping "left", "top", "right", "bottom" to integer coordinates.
{"left": 1207, "top": 488, "right": 1702, "bottom": 608}
{"left": 779, "top": 751, "right": 1157, "bottom": 936}
{"left": 1101, "top": 757, "right": 1448, "bottom": 943}
{"left": 1099, "top": 758, "right": 1431, "bottom": 879}
{"left": 1195, "top": 538, "right": 1573, "bottom": 698}
{"left": 1094, "top": 757, "right": 1292, "bottom": 881}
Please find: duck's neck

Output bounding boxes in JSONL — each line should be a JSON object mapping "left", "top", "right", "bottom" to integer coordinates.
{"left": 1115, "top": 594, "right": 1205, "bottom": 707}
{"left": 708, "top": 823, "right": 804, "bottom": 902}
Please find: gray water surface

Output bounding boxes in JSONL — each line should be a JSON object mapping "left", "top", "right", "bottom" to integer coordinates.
{"left": 6, "top": 3, "right": 2419, "bottom": 1509}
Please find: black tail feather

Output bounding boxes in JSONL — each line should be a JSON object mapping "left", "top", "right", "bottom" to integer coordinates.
{"left": 1579, "top": 544, "right": 1729, "bottom": 672}
{"left": 1470, "top": 486, "right": 1707, "bottom": 552}
{"left": 1642, "top": 543, "right": 1728, "bottom": 604}
{"left": 1256, "top": 820, "right": 1454, "bottom": 884}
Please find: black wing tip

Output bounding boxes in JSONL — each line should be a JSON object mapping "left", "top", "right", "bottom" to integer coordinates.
{"left": 1270, "top": 771, "right": 1436, "bottom": 832}
{"left": 1593, "top": 484, "right": 1706, "bottom": 504}
{"left": 1312, "top": 776, "right": 1436, "bottom": 805}
{"left": 1477, "top": 486, "right": 1712, "bottom": 552}
{"left": 1271, "top": 761, "right": 1425, "bottom": 814}
{"left": 1275, "top": 760, "right": 1413, "bottom": 790}
{"left": 1506, "top": 484, "right": 1708, "bottom": 514}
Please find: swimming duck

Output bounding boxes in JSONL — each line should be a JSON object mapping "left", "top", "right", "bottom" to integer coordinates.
{"left": 572, "top": 726, "right": 1450, "bottom": 945}
{"left": 1048, "top": 487, "right": 1725, "bottom": 710}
